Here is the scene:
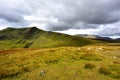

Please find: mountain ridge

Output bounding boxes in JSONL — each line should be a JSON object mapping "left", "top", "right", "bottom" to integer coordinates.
{"left": 0, "top": 27, "right": 97, "bottom": 50}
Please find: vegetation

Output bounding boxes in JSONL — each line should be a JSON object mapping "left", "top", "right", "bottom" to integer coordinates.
{"left": 0, "top": 45, "right": 120, "bottom": 80}
{"left": 99, "top": 66, "right": 111, "bottom": 75}
{"left": 84, "top": 62, "right": 96, "bottom": 69}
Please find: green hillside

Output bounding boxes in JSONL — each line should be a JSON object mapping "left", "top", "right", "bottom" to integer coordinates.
{"left": 30, "top": 32, "right": 97, "bottom": 48}
{"left": 0, "top": 27, "right": 97, "bottom": 50}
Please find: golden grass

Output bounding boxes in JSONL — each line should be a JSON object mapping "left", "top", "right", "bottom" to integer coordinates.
{"left": 0, "top": 46, "right": 120, "bottom": 80}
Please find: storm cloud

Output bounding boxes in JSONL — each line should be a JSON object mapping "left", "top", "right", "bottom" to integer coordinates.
{"left": 0, "top": 0, "right": 120, "bottom": 37}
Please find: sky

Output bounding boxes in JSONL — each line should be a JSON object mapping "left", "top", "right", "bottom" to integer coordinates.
{"left": 0, "top": 0, "right": 120, "bottom": 38}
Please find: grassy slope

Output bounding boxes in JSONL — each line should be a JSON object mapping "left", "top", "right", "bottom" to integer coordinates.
{"left": 0, "top": 27, "right": 97, "bottom": 50}
{"left": 30, "top": 32, "right": 97, "bottom": 48}
{"left": 0, "top": 40, "right": 34, "bottom": 50}
{"left": 0, "top": 45, "right": 120, "bottom": 80}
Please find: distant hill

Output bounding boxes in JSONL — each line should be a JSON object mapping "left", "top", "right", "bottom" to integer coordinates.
{"left": 75, "top": 34, "right": 99, "bottom": 39}
{"left": 114, "top": 38, "right": 120, "bottom": 42}
{"left": 0, "top": 27, "right": 97, "bottom": 50}
{"left": 75, "top": 34, "right": 120, "bottom": 43}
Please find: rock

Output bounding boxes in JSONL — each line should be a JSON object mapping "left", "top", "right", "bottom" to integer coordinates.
{"left": 40, "top": 70, "right": 45, "bottom": 76}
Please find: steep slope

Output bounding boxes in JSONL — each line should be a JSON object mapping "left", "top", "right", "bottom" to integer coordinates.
{"left": 0, "top": 27, "right": 97, "bottom": 50}
{"left": 31, "top": 32, "right": 96, "bottom": 48}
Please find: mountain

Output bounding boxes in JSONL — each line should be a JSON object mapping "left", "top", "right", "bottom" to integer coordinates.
{"left": 114, "top": 38, "right": 120, "bottom": 42}
{"left": 75, "top": 34, "right": 120, "bottom": 43}
{"left": 0, "top": 27, "right": 97, "bottom": 50}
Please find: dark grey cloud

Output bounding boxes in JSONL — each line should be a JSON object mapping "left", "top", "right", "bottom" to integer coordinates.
{"left": 0, "top": 0, "right": 32, "bottom": 27}
{"left": 24, "top": 0, "right": 120, "bottom": 31}
{"left": 0, "top": 0, "right": 120, "bottom": 37}
{"left": 0, "top": 12, "right": 24, "bottom": 22}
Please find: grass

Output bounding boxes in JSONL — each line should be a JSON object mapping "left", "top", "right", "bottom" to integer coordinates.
{"left": 0, "top": 45, "right": 120, "bottom": 80}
